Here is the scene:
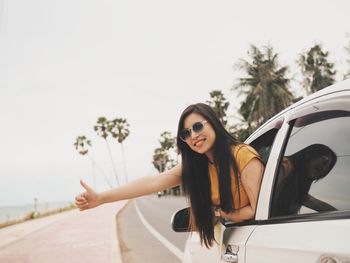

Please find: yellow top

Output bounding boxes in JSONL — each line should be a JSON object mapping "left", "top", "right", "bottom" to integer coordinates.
{"left": 209, "top": 144, "right": 261, "bottom": 208}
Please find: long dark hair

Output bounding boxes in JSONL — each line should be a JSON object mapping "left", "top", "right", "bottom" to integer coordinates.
{"left": 176, "top": 103, "right": 240, "bottom": 247}
{"left": 273, "top": 144, "right": 337, "bottom": 216}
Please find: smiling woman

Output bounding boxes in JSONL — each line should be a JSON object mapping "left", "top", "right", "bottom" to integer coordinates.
{"left": 75, "top": 103, "right": 264, "bottom": 248}
{"left": 176, "top": 103, "right": 264, "bottom": 247}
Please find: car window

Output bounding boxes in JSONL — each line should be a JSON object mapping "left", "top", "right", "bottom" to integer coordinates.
{"left": 250, "top": 128, "right": 279, "bottom": 165}
{"left": 270, "top": 110, "right": 350, "bottom": 218}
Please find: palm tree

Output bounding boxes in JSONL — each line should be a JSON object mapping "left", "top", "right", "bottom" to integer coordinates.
{"left": 156, "top": 131, "right": 181, "bottom": 195}
{"left": 94, "top": 117, "right": 120, "bottom": 186}
{"left": 207, "top": 90, "right": 230, "bottom": 126}
{"left": 298, "top": 44, "right": 336, "bottom": 95}
{"left": 73, "top": 135, "right": 112, "bottom": 189}
{"left": 152, "top": 147, "right": 169, "bottom": 173}
{"left": 159, "top": 131, "right": 176, "bottom": 151}
{"left": 73, "top": 135, "right": 91, "bottom": 156}
{"left": 235, "top": 44, "right": 294, "bottom": 133}
{"left": 109, "top": 118, "right": 130, "bottom": 183}
{"left": 159, "top": 131, "right": 178, "bottom": 169}
{"left": 206, "top": 90, "right": 248, "bottom": 141}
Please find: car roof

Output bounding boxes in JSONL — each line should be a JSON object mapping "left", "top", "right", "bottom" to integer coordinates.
{"left": 246, "top": 78, "right": 350, "bottom": 141}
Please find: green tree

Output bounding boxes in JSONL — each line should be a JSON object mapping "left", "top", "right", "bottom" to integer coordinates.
{"left": 159, "top": 131, "right": 177, "bottom": 169}
{"left": 298, "top": 44, "right": 336, "bottom": 95}
{"left": 73, "top": 135, "right": 112, "bottom": 189}
{"left": 159, "top": 131, "right": 176, "bottom": 151}
{"left": 73, "top": 135, "right": 91, "bottom": 156}
{"left": 94, "top": 117, "right": 120, "bottom": 186}
{"left": 206, "top": 90, "right": 247, "bottom": 142}
{"left": 153, "top": 131, "right": 180, "bottom": 195}
{"left": 227, "top": 123, "right": 250, "bottom": 142}
{"left": 152, "top": 147, "right": 169, "bottom": 173}
{"left": 207, "top": 90, "right": 229, "bottom": 126}
{"left": 109, "top": 118, "right": 130, "bottom": 183}
{"left": 235, "top": 44, "right": 294, "bottom": 133}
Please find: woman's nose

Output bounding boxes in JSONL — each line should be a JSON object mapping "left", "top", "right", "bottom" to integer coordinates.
{"left": 191, "top": 131, "right": 199, "bottom": 140}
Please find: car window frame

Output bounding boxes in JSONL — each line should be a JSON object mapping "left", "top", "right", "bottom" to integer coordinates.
{"left": 265, "top": 93, "right": 350, "bottom": 224}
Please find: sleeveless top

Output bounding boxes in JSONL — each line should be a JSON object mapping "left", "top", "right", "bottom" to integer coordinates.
{"left": 208, "top": 144, "right": 261, "bottom": 209}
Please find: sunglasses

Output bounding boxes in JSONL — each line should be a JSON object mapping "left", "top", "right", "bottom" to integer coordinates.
{"left": 179, "top": 120, "right": 208, "bottom": 142}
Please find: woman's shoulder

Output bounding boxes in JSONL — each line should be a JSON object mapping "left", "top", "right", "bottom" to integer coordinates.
{"left": 231, "top": 144, "right": 262, "bottom": 172}
{"left": 232, "top": 143, "right": 259, "bottom": 158}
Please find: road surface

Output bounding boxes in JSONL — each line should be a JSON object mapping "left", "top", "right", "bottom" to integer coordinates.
{"left": 117, "top": 195, "right": 219, "bottom": 263}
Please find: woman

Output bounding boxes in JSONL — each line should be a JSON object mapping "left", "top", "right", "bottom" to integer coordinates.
{"left": 75, "top": 103, "right": 264, "bottom": 247}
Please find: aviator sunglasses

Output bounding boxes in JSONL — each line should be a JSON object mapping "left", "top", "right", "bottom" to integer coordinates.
{"left": 179, "top": 120, "right": 208, "bottom": 142}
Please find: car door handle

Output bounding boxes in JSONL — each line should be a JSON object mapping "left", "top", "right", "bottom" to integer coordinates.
{"left": 221, "top": 251, "right": 238, "bottom": 263}
{"left": 221, "top": 244, "right": 239, "bottom": 263}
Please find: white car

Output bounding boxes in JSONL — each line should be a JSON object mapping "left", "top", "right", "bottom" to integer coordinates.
{"left": 172, "top": 79, "right": 350, "bottom": 263}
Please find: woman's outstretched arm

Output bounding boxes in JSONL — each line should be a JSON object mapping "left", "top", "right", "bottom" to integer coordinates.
{"left": 75, "top": 163, "right": 182, "bottom": 211}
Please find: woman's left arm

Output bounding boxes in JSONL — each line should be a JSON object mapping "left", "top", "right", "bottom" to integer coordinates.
{"left": 219, "top": 158, "right": 264, "bottom": 222}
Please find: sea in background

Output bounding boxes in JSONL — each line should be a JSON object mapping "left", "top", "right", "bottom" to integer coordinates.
{"left": 0, "top": 201, "right": 74, "bottom": 224}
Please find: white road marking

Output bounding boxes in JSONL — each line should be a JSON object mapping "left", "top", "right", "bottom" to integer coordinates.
{"left": 134, "top": 199, "right": 184, "bottom": 261}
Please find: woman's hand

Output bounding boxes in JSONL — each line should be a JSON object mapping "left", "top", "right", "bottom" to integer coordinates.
{"left": 213, "top": 207, "right": 221, "bottom": 217}
{"left": 75, "top": 180, "right": 101, "bottom": 211}
{"left": 75, "top": 164, "right": 182, "bottom": 210}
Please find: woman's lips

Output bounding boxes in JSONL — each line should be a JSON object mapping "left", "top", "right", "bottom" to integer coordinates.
{"left": 194, "top": 138, "right": 205, "bottom": 147}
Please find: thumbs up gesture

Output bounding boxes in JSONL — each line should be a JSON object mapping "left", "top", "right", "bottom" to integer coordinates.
{"left": 75, "top": 180, "right": 100, "bottom": 211}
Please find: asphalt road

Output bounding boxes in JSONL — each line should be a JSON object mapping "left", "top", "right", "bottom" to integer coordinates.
{"left": 117, "top": 195, "right": 189, "bottom": 263}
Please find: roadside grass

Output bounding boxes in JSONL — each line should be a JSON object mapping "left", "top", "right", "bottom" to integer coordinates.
{"left": 0, "top": 203, "right": 77, "bottom": 229}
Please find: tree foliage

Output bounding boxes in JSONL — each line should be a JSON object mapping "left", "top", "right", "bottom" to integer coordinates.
{"left": 227, "top": 123, "right": 250, "bottom": 143}
{"left": 109, "top": 118, "right": 130, "bottom": 143}
{"left": 93, "top": 117, "right": 109, "bottom": 139}
{"left": 73, "top": 135, "right": 112, "bottom": 188}
{"left": 235, "top": 44, "right": 294, "bottom": 133}
{"left": 159, "top": 131, "right": 176, "bottom": 151}
{"left": 152, "top": 147, "right": 169, "bottom": 173}
{"left": 93, "top": 116, "right": 120, "bottom": 185}
{"left": 298, "top": 44, "right": 336, "bottom": 94}
{"left": 152, "top": 131, "right": 177, "bottom": 171}
{"left": 207, "top": 90, "right": 229, "bottom": 126}
{"left": 108, "top": 118, "right": 130, "bottom": 182}
{"left": 73, "top": 135, "right": 91, "bottom": 155}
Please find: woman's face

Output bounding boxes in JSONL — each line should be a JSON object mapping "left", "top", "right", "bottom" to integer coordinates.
{"left": 307, "top": 152, "right": 334, "bottom": 180}
{"left": 182, "top": 112, "right": 216, "bottom": 158}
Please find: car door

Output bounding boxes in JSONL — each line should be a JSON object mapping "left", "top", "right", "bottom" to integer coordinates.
{"left": 244, "top": 90, "right": 350, "bottom": 263}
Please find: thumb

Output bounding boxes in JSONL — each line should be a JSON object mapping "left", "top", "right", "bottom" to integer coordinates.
{"left": 80, "top": 180, "right": 93, "bottom": 192}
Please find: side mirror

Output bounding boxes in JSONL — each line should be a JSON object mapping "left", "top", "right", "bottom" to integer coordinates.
{"left": 171, "top": 207, "right": 190, "bottom": 232}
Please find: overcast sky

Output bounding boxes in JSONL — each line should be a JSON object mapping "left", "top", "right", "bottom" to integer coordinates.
{"left": 0, "top": 0, "right": 349, "bottom": 206}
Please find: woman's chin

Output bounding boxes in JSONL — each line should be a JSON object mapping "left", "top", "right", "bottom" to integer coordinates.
{"left": 191, "top": 146, "right": 206, "bottom": 154}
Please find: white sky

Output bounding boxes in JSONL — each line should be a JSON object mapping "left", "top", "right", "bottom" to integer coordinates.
{"left": 0, "top": 0, "right": 349, "bottom": 206}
